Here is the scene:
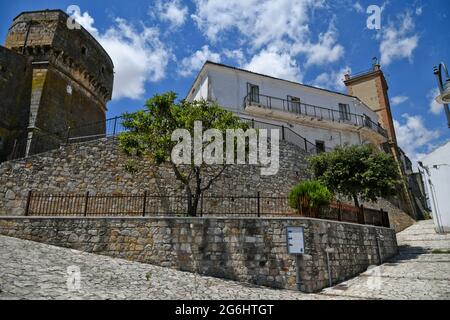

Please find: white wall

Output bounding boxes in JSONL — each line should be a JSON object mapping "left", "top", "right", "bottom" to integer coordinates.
{"left": 192, "top": 74, "right": 208, "bottom": 101}
{"left": 198, "top": 65, "right": 379, "bottom": 121}
{"left": 187, "top": 63, "right": 380, "bottom": 150}
{"left": 239, "top": 115, "right": 362, "bottom": 150}
{"left": 421, "top": 141, "right": 450, "bottom": 233}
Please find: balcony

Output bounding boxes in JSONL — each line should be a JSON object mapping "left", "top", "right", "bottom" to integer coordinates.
{"left": 243, "top": 94, "right": 388, "bottom": 139}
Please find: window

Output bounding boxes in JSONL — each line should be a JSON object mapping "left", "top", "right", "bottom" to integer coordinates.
{"left": 81, "top": 46, "right": 87, "bottom": 56}
{"left": 247, "top": 83, "right": 259, "bottom": 103}
{"left": 288, "top": 96, "right": 301, "bottom": 114}
{"left": 339, "top": 103, "right": 351, "bottom": 121}
{"left": 315, "top": 140, "right": 325, "bottom": 153}
{"left": 363, "top": 114, "right": 372, "bottom": 128}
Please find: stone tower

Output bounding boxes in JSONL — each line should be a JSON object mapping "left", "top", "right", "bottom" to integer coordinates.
{"left": 344, "top": 62, "right": 425, "bottom": 219}
{"left": 0, "top": 9, "right": 114, "bottom": 161}
{"left": 344, "top": 63, "right": 397, "bottom": 144}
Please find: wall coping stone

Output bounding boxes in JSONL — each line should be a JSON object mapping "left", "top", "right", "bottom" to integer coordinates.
{"left": 0, "top": 216, "right": 394, "bottom": 230}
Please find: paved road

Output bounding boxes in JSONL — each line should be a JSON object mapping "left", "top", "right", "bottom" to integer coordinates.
{"left": 0, "top": 235, "right": 328, "bottom": 300}
{"left": 0, "top": 220, "right": 448, "bottom": 300}
{"left": 321, "top": 220, "right": 450, "bottom": 300}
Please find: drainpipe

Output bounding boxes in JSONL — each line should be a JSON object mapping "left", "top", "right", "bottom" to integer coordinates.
{"left": 376, "top": 233, "right": 384, "bottom": 265}
{"left": 325, "top": 247, "right": 335, "bottom": 287}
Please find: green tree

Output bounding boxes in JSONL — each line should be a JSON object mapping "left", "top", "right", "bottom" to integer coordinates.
{"left": 288, "top": 180, "right": 333, "bottom": 215}
{"left": 308, "top": 144, "right": 401, "bottom": 207}
{"left": 118, "top": 92, "right": 249, "bottom": 216}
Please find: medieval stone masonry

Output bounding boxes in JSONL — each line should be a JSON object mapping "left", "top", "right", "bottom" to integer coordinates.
{"left": 0, "top": 138, "right": 309, "bottom": 216}
{"left": 0, "top": 216, "right": 397, "bottom": 293}
{"left": 0, "top": 10, "right": 114, "bottom": 162}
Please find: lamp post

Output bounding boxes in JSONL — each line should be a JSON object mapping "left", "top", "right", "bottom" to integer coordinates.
{"left": 433, "top": 63, "right": 450, "bottom": 128}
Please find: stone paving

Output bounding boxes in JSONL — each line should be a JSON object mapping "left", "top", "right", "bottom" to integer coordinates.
{"left": 0, "top": 219, "right": 449, "bottom": 300}
{"left": 321, "top": 220, "right": 450, "bottom": 300}
{"left": 0, "top": 234, "right": 332, "bottom": 300}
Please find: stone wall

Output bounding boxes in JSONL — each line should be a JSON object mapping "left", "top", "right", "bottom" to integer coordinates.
{"left": 0, "top": 137, "right": 310, "bottom": 216}
{"left": 0, "top": 216, "right": 398, "bottom": 292}
{"left": 1, "top": 9, "right": 114, "bottom": 161}
{"left": 5, "top": 10, "right": 114, "bottom": 101}
{"left": 0, "top": 46, "right": 32, "bottom": 161}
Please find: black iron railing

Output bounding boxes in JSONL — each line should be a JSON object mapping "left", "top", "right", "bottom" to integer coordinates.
{"left": 347, "top": 68, "right": 377, "bottom": 78}
{"left": 25, "top": 191, "right": 390, "bottom": 228}
{"left": 23, "top": 191, "right": 390, "bottom": 228}
{"left": 239, "top": 117, "right": 333, "bottom": 154}
{"left": 243, "top": 94, "right": 388, "bottom": 138}
{"left": 7, "top": 115, "right": 129, "bottom": 161}
{"left": 7, "top": 109, "right": 331, "bottom": 161}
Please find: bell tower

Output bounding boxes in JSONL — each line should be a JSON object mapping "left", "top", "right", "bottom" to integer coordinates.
{"left": 344, "top": 59, "right": 397, "bottom": 144}
{"left": 343, "top": 60, "right": 425, "bottom": 219}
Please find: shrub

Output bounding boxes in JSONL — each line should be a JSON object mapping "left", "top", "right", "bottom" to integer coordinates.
{"left": 308, "top": 144, "right": 401, "bottom": 207}
{"left": 288, "top": 180, "right": 333, "bottom": 213}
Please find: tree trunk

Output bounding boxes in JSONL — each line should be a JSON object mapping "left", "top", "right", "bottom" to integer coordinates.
{"left": 185, "top": 178, "right": 202, "bottom": 217}
{"left": 352, "top": 194, "right": 360, "bottom": 208}
{"left": 186, "top": 187, "right": 197, "bottom": 217}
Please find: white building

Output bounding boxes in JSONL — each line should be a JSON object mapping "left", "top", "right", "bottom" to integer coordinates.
{"left": 420, "top": 141, "right": 450, "bottom": 233}
{"left": 186, "top": 61, "right": 388, "bottom": 153}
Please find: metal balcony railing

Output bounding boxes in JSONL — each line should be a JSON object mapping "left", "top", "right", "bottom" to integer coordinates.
{"left": 243, "top": 94, "right": 388, "bottom": 138}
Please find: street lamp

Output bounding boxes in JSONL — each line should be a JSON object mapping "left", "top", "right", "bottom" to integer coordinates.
{"left": 433, "top": 63, "right": 450, "bottom": 128}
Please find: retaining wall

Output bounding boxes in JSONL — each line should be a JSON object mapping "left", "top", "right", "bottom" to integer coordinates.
{"left": 0, "top": 216, "right": 398, "bottom": 292}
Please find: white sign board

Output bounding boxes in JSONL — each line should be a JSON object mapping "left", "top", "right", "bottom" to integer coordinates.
{"left": 287, "top": 227, "right": 305, "bottom": 255}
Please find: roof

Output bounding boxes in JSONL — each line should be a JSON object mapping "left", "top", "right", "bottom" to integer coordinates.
{"left": 187, "top": 60, "right": 363, "bottom": 101}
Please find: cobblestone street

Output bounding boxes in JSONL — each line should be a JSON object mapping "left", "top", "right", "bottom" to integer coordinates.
{"left": 0, "top": 220, "right": 449, "bottom": 300}
{"left": 322, "top": 220, "right": 450, "bottom": 299}
{"left": 0, "top": 234, "right": 327, "bottom": 300}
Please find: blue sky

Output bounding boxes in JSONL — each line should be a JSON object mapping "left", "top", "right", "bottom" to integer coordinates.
{"left": 1, "top": 0, "right": 449, "bottom": 165}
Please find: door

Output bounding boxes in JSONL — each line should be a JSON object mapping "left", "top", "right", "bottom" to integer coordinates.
{"left": 288, "top": 95, "right": 301, "bottom": 114}
{"left": 339, "top": 103, "right": 351, "bottom": 121}
{"left": 247, "top": 83, "right": 259, "bottom": 103}
{"left": 315, "top": 140, "right": 325, "bottom": 154}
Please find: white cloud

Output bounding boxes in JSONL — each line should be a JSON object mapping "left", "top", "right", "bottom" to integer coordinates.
{"left": 380, "top": 11, "right": 419, "bottom": 66}
{"left": 312, "top": 66, "right": 351, "bottom": 92}
{"left": 191, "top": 0, "right": 343, "bottom": 78}
{"left": 293, "top": 23, "right": 345, "bottom": 67}
{"left": 391, "top": 96, "right": 409, "bottom": 106}
{"left": 154, "top": 0, "right": 188, "bottom": 28}
{"left": 178, "top": 45, "right": 221, "bottom": 77}
{"left": 73, "top": 11, "right": 171, "bottom": 101}
{"left": 394, "top": 114, "right": 440, "bottom": 167}
{"left": 191, "top": 0, "right": 324, "bottom": 48}
{"left": 243, "top": 49, "right": 302, "bottom": 82}
{"left": 223, "top": 49, "right": 246, "bottom": 65}
{"left": 428, "top": 88, "right": 443, "bottom": 115}
{"left": 416, "top": 7, "right": 423, "bottom": 16}
{"left": 353, "top": 2, "right": 364, "bottom": 13}
{"left": 187, "top": 1, "right": 347, "bottom": 89}
{"left": 72, "top": 11, "right": 98, "bottom": 34}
